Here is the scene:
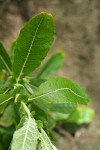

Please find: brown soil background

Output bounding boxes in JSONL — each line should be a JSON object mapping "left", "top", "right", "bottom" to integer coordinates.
{"left": 0, "top": 0, "right": 100, "bottom": 149}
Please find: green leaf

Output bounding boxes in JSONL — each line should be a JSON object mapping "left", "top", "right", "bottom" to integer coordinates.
{"left": 0, "top": 70, "right": 5, "bottom": 80}
{"left": 0, "top": 41, "right": 12, "bottom": 73}
{"left": 0, "top": 94, "right": 13, "bottom": 114}
{"left": 10, "top": 40, "right": 16, "bottom": 63}
{"left": 67, "top": 106, "right": 95, "bottom": 124}
{"left": 13, "top": 12, "right": 55, "bottom": 83}
{"left": 15, "top": 94, "right": 28, "bottom": 103}
{"left": 37, "top": 50, "right": 64, "bottom": 79}
{"left": 44, "top": 103, "right": 76, "bottom": 114}
{"left": 39, "top": 129, "right": 57, "bottom": 150}
{"left": 31, "top": 103, "right": 48, "bottom": 123}
{"left": 4, "top": 76, "right": 16, "bottom": 89}
{"left": 29, "top": 77, "right": 89, "bottom": 105}
{"left": 31, "top": 103, "right": 56, "bottom": 130}
{"left": 11, "top": 117, "right": 39, "bottom": 150}
{"left": 0, "top": 103, "right": 15, "bottom": 127}
{"left": 0, "top": 87, "right": 5, "bottom": 94}
{"left": 23, "top": 82, "right": 37, "bottom": 94}
{"left": 28, "top": 78, "right": 46, "bottom": 87}
{"left": 52, "top": 112, "right": 69, "bottom": 122}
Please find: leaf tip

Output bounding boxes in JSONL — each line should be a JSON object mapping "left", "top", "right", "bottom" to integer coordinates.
{"left": 41, "top": 12, "right": 53, "bottom": 17}
{"left": 48, "top": 13, "right": 53, "bottom": 17}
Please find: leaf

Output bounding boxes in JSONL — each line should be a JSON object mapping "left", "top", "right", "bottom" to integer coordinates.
{"left": 0, "top": 41, "right": 12, "bottom": 73}
{"left": 13, "top": 12, "right": 55, "bottom": 82}
{"left": 0, "top": 70, "right": 5, "bottom": 80}
{"left": 31, "top": 103, "right": 76, "bottom": 124}
{"left": 31, "top": 103, "right": 48, "bottom": 123}
{"left": 29, "top": 77, "right": 89, "bottom": 105}
{"left": 39, "top": 129, "right": 57, "bottom": 150}
{"left": 11, "top": 117, "right": 39, "bottom": 150}
{"left": 28, "top": 78, "right": 46, "bottom": 87}
{"left": 10, "top": 40, "right": 16, "bottom": 63}
{"left": 0, "top": 94, "right": 13, "bottom": 114}
{"left": 24, "top": 82, "right": 37, "bottom": 94}
{"left": 4, "top": 76, "right": 16, "bottom": 89}
{"left": 0, "top": 87, "right": 5, "bottom": 94}
{"left": 37, "top": 50, "right": 64, "bottom": 79}
{"left": 0, "top": 103, "right": 15, "bottom": 127}
{"left": 31, "top": 103, "right": 56, "bottom": 130}
{"left": 52, "top": 112, "right": 69, "bottom": 122}
{"left": 45, "top": 103, "right": 76, "bottom": 115}
{"left": 0, "top": 126, "right": 14, "bottom": 150}
{"left": 67, "top": 106, "right": 95, "bottom": 124}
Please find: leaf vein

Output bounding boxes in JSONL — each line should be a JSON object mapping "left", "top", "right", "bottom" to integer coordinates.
{"left": 29, "top": 88, "right": 86, "bottom": 101}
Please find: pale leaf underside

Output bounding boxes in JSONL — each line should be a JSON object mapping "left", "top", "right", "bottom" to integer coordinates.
{"left": 39, "top": 129, "right": 57, "bottom": 150}
{"left": 11, "top": 117, "right": 39, "bottom": 150}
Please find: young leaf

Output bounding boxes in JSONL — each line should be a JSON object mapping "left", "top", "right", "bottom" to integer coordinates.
{"left": 29, "top": 77, "right": 89, "bottom": 105}
{"left": 11, "top": 117, "right": 39, "bottom": 150}
{"left": 12, "top": 12, "right": 55, "bottom": 83}
{"left": 39, "top": 129, "right": 57, "bottom": 150}
{"left": 0, "top": 41, "right": 12, "bottom": 73}
{"left": 37, "top": 50, "right": 64, "bottom": 79}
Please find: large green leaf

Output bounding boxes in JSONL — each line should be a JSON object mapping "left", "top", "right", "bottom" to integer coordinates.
{"left": 0, "top": 41, "right": 12, "bottom": 73}
{"left": 11, "top": 117, "right": 39, "bottom": 150}
{"left": 29, "top": 77, "right": 89, "bottom": 105}
{"left": 13, "top": 12, "right": 54, "bottom": 82}
{"left": 37, "top": 50, "right": 64, "bottom": 79}
{"left": 0, "top": 94, "right": 13, "bottom": 114}
{"left": 39, "top": 129, "right": 57, "bottom": 150}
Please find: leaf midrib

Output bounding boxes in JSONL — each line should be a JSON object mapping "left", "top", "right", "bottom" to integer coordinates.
{"left": 29, "top": 87, "right": 86, "bottom": 101}
{"left": 0, "top": 97, "right": 13, "bottom": 106}
{"left": 21, "top": 118, "right": 31, "bottom": 150}
{"left": 17, "top": 16, "right": 44, "bottom": 83}
{"left": 40, "top": 133, "right": 49, "bottom": 150}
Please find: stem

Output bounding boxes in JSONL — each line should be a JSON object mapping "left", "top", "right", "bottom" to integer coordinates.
{"left": 21, "top": 102, "right": 31, "bottom": 118}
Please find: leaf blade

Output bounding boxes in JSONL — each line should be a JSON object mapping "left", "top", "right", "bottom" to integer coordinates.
{"left": 0, "top": 94, "right": 13, "bottom": 106}
{"left": 0, "top": 41, "right": 12, "bottom": 73}
{"left": 39, "top": 129, "right": 57, "bottom": 150}
{"left": 29, "top": 77, "right": 89, "bottom": 105}
{"left": 0, "top": 94, "right": 13, "bottom": 114}
{"left": 37, "top": 50, "right": 64, "bottom": 79}
{"left": 11, "top": 117, "right": 39, "bottom": 150}
{"left": 13, "top": 12, "right": 55, "bottom": 82}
